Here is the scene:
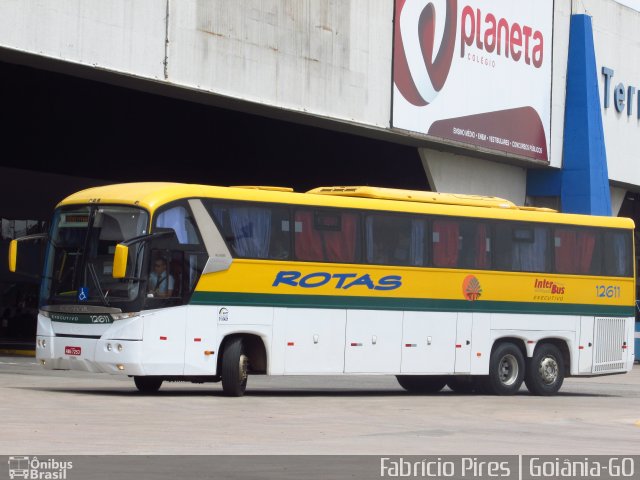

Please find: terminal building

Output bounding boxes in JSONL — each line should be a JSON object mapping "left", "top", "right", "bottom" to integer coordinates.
{"left": 0, "top": 0, "right": 639, "bottom": 350}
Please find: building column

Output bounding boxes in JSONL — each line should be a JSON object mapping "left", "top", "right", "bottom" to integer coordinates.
{"left": 419, "top": 148, "right": 527, "bottom": 205}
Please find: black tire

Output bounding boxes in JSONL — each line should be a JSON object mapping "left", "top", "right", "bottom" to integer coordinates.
{"left": 446, "top": 376, "right": 479, "bottom": 394}
{"left": 525, "top": 343, "right": 565, "bottom": 396}
{"left": 482, "top": 342, "right": 525, "bottom": 395}
{"left": 396, "top": 375, "right": 447, "bottom": 393}
{"left": 221, "top": 337, "right": 248, "bottom": 397}
{"left": 134, "top": 376, "right": 163, "bottom": 393}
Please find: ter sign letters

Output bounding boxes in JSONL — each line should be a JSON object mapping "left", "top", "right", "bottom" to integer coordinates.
{"left": 392, "top": 0, "right": 553, "bottom": 163}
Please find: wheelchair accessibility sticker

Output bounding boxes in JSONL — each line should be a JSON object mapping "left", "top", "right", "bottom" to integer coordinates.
{"left": 78, "top": 287, "right": 89, "bottom": 302}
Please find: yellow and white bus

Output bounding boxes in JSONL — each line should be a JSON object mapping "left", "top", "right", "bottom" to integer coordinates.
{"left": 9, "top": 183, "right": 636, "bottom": 396}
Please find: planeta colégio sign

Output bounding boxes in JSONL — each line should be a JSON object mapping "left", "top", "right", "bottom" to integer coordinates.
{"left": 392, "top": 0, "right": 553, "bottom": 162}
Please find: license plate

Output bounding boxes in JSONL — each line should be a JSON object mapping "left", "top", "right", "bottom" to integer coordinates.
{"left": 65, "top": 346, "right": 81, "bottom": 356}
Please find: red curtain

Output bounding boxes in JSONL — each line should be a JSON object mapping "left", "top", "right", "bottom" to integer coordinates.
{"left": 433, "top": 220, "right": 459, "bottom": 268}
{"left": 294, "top": 211, "right": 358, "bottom": 263}
{"left": 323, "top": 213, "right": 357, "bottom": 262}
{"left": 555, "top": 229, "right": 596, "bottom": 274}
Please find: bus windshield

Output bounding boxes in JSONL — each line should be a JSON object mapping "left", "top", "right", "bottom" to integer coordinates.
{"left": 40, "top": 205, "right": 149, "bottom": 309}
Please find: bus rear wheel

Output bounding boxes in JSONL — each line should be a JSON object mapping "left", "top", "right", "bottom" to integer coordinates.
{"left": 396, "top": 375, "right": 447, "bottom": 393}
{"left": 134, "top": 376, "right": 163, "bottom": 393}
{"left": 525, "top": 344, "right": 565, "bottom": 396}
{"left": 482, "top": 343, "right": 525, "bottom": 395}
{"left": 221, "top": 337, "right": 248, "bottom": 397}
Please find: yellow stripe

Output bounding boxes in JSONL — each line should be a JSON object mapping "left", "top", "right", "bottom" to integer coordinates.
{"left": 56, "top": 182, "right": 635, "bottom": 229}
{"left": 195, "top": 259, "right": 634, "bottom": 308}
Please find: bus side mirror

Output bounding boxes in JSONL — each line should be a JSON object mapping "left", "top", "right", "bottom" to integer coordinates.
{"left": 8, "top": 240, "right": 18, "bottom": 272}
{"left": 7, "top": 234, "right": 48, "bottom": 277}
{"left": 111, "top": 230, "right": 177, "bottom": 279}
{"left": 112, "top": 244, "right": 129, "bottom": 279}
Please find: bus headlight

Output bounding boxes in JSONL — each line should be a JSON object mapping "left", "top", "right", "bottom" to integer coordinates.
{"left": 106, "top": 343, "right": 112, "bottom": 352}
{"left": 42, "top": 339, "right": 46, "bottom": 348}
{"left": 117, "top": 344, "right": 123, "bottom": 352}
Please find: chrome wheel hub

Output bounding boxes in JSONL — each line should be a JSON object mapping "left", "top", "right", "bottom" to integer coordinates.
{"left": 538, "top": 356, "right": 559, "bottom": 385}
{"left": 239, "top": 354, "right": 249, "bottom": 382}
{"left": 498, "top": 354, "right": 519, "bottom": 386}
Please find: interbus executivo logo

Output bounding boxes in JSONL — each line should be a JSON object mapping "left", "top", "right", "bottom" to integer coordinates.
{"left": 8, "top": 456, "right": 73, "bottom": 479}
{"left": 394, "top": 0, "right": 458, "bottom": 106}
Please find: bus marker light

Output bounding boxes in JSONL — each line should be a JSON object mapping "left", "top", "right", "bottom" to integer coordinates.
{"left": 527, "top": 340, "right": 535, "bottom": 344}
{"left": 204, "top": 351, "right": 215, "bottom": 356}
{"left": 579, "top": 346, "right": 584, "bottom": 350}
{"left": 287, "top": 342, "right": 294, "bottom": 346}
{"left": 351, "top": 343, "right": 363, "bottom": 347}
{"left": 117, "top": 364, "right": 125, "bottom": 371}
{"left": 405, "top": 344, "right": 417, "bottom": 348}
{"left": 194, "top": 338, "right": 202, "bottom": 342}
{"left": 160, "top": 336, "right": 167, "bottom": 341}
{"left": 455, "top": 344, "right": 462, "bottom": 348}
{"left": 476, "top": 352, "right": 482, "bottom": 357}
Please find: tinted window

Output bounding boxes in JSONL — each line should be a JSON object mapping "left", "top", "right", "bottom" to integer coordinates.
{"left": 554, "top": 227, "right": 602, "bottom": 275}
{"left": 430, "top": 218, "right": 491, "bottom": 269}
{"left": 603, "top": 230, "right": 633, "bottom": 277}
{"left": 365, "top": 214, "right": 426, "bottom": 266}
{"left": 155, "top": 204, "right": 201, "bottom": 245}
{"left": 208, "top": 202, "right": 290, "bottom": 260}
{"left": 294, "top": 209, "right": 360, "bottom": 263}
{"left": 494, "top": 223, "right": 549, "bottom": 273}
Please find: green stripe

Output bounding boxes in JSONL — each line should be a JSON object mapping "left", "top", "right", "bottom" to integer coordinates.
{"left": 191, "top": 292, "right": 634, "bottom": 317}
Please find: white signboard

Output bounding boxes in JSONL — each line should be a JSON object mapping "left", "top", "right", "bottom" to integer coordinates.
{"left": 392, "top": 0, "right": 554, "bottom": 163}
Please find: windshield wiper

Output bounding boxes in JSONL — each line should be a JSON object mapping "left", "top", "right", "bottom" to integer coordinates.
{"left": 87, "top": 262, "right": 110, "bottom": 307}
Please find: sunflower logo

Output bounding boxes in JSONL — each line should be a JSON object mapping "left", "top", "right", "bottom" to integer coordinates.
{"left": 462, "top": 275, "right": 482, "bottom": 301}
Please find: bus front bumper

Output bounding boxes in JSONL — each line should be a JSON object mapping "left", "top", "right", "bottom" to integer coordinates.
{"left": 35, "top": 335, "right": 146, "bottom": 376}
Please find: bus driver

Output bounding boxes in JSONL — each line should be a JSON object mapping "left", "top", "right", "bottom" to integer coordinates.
{"left": 148, "top": 257, "right": 174, "bottom": 298}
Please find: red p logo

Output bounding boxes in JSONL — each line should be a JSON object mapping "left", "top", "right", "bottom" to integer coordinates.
{"left": 394, "top": 0, "right": 458, "bottom": 106}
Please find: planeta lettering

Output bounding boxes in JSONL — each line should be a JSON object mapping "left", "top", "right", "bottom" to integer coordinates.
{"left": 460, "top": 7, "right": 544, "bottom": 68}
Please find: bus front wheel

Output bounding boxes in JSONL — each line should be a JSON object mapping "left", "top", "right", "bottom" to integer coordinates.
{"left": 524, "top": 344, "right": 565, "bottom": 396}
{"left": 396, "top": 375, "right": 447, "bottom": 393}
{"left": 134, "top": 376, "right": 163, "bottom": 393}
{"left": 483, "top": 343, "right": 525, "bottom": 395}
{"left": 221, "top": 337, "right": 248, "bottom": 397}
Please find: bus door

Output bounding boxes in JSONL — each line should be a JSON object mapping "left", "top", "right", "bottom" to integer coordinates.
{"left": 578, "top": 316, "right": 595, "bottom": 373}
{"left": 344, "top": 310, "right": 402, "bottom": 373}
{"left": 400, "top": 311, "right": 457, "bottom": 374}
{"left": 454, "top": 313, "right": 473, "bottom": 373}
{"left": 281, "top": 308, "right": 346, "bottom": 374}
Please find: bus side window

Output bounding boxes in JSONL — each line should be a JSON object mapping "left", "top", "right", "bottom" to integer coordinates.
{"left": 457, "top": 221, "right": 491, "bottom": 270}
{"left": 294, "top": 209, "right": 360, "bottom": 263}
{"left": 603, "top": 230, "right": 633, "bottom": 277}
{"left": 432, "top": 219, "right": 459, "bottom": 268}
{"left": 494, "top": 223, "right": 549, "bottom": 273}
{"left": 364, "top": 214, "right": 426, "bottom": 267}
{"left": 156, "top": 205, "right": 201, "bottom": 245}
{"left": 206, "top": 202, "right": 290, "bottom": 260}
{"left": 554, "top": 227, "right": 601, "bottom": 275}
